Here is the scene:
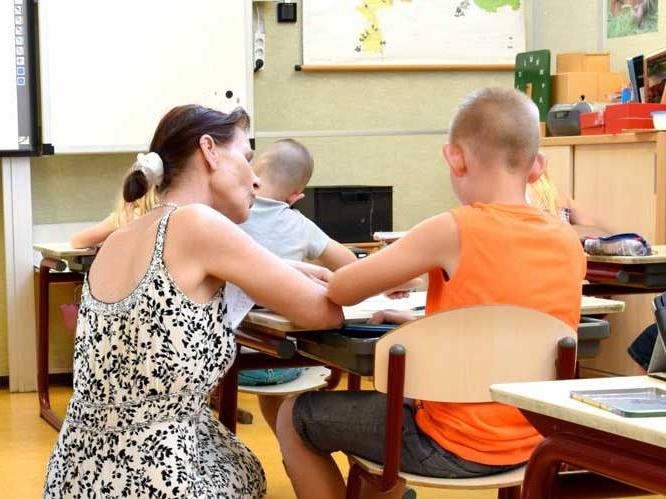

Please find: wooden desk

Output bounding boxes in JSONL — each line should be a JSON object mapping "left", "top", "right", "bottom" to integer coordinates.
{"left": 491, "top": 376, "right": 666, "bottom": 497}
{"left": 219, "top": 295, "right": 625, "bottom": 432}
{"left": 585, "top": 245, "right": 666, "bottom": 294}
{"left": 32, "top": 243, "right": 96, "bottom": 430}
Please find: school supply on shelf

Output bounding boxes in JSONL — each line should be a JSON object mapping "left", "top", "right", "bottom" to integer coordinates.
{"left": 584, "top": 233, "right": 651, "bottom": 257}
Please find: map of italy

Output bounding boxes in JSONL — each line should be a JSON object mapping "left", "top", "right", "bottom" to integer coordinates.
{"left": 355, "top": 0, "right": 520, "bottom": 54}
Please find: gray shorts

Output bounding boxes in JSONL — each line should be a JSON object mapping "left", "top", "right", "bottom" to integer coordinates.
{"left": 292, "top": 390, "right": 521, "bottom": 478}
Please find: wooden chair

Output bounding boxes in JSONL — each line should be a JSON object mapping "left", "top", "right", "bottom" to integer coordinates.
{"left": 345, "top": 305, "right": 578, "bottom": 499}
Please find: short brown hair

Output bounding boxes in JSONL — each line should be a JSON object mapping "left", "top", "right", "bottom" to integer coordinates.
{"left": 256, "top": 139, "right": 314, "bottom": 194}
{"left": 449, "top": 87, "right": 539, "bottom": 170}
{"left": 123, "top": 105, "right": 250, "bottom": 202}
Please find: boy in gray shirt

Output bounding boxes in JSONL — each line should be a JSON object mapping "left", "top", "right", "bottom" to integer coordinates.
{"left": 239, "top": 139, "right": 357, "bottom": 432}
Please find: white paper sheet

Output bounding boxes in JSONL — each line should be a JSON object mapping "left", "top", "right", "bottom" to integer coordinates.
{"left": 224, "top": 282, "right": 255, "bottom": 329}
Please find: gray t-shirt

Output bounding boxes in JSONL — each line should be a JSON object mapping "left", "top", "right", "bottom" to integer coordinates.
{"left": 239, "top": 196, "right": 331, "bottom": 261}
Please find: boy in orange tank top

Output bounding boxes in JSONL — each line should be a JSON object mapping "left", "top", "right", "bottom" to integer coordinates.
{"left": 275, "top": 87, "right": 586, "bottom": 499}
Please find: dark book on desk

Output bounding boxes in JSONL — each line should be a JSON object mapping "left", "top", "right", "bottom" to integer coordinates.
{"left": 627, "top": 54, "right": 644, "bottom": 103}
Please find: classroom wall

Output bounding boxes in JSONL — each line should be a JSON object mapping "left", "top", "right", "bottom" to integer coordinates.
{"left": 4, "top": 0, "right": 592, "bottom": 377}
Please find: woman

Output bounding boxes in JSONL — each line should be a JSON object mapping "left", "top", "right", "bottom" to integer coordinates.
{"left": 44, "top": 105, "right": 343, "bottom": 498}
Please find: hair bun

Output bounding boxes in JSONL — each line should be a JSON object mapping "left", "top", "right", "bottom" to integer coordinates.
{"left": 133, "top": 152, "right": 164, "bottom": 187}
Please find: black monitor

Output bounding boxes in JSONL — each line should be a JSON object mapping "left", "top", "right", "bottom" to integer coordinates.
{"left": 0, "top": 0, "right": 38, "bottom": 156}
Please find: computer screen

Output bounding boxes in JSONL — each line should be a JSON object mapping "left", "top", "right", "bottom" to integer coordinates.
{"left": 0, "top": 0, "right": 37, "bottom": 156}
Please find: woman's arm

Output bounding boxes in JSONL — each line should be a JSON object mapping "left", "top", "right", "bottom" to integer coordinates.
{"left": 178, "top": 205, "right": 343, "bottom": 330}
{"left": 70, "top": 215, "right": 117, "bottom": 248}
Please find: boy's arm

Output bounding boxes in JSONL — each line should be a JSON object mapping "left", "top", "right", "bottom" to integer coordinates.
{"left": 315, "top": 240, "right": 357, "bottom": 270}
{"left": 70, "top": 215, "right": 116, "bottom": 249}
{"left": 328, "top": 213, "right": 459, "bottom": 306}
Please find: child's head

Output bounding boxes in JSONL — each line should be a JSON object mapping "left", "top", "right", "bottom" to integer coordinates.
{"left": 444, "top": 87, "right": 544, "bottom": 205}
{"left": 253, "top": 139, "right": 314, "bottom": 205}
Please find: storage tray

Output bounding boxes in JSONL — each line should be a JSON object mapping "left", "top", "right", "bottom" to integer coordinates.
{"left": 571, "top": 387, "right": 666, "bottom": 417}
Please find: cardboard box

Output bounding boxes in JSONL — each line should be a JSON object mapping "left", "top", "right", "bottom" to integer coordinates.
{"left": 598, "top": 72, "right": 626, "bottom": 102}
{"left": 557, "top": 52, "right": 610, "bottom": 73}
{"left": 551, "top": 73, "right": 599, "bottom": 104}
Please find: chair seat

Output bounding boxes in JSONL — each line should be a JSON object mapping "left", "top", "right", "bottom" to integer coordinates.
{"left": 238, "top": 366, "right": 331, "bottom": 396}
{"left": 350, "top": 455, "right": 526, "bottom": 489}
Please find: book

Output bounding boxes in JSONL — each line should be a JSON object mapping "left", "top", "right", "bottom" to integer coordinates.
{"left": 644, "top": 48, "right": 666, "bottom": 104}
{"left": 627, "top": 54, "right": 644, "bottom": 103}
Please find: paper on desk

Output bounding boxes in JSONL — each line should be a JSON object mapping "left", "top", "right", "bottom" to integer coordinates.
{"left": 343, "top": 291, "right": 426, "bottom": 321}
{"left": 223, "top": 283, "right": 255, "bottom": 329}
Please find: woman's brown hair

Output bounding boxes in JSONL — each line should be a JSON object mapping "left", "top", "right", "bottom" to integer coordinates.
{"left": 123, "top": 105, "right": 250, "bottom": 202}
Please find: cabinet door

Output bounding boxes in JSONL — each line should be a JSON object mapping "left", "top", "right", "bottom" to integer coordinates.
{"left": 541, "top": 145, "right": 573, "bottom": 197}
{"left": 573, "top": 143, "right": 656, "bottom": 238}
{"left": 574, "top": 142, "right": 657, "bottom": 376}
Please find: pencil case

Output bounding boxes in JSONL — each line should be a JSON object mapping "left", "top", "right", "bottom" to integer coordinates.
{"left": 583, "top": 233, "right": 651, "bottom": 257}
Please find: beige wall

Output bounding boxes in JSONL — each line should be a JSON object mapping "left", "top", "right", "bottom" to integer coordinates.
{"left": 3, "top": 0, "right": 603, "bottom": 377}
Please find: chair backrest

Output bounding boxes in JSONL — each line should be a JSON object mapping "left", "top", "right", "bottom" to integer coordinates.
{"left": 373, "top": 305, "right": 576, "bottom": 403}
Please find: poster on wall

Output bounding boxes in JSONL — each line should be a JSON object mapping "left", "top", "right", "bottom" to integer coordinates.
{"left": 608, "top": 0, "right": 659, "bottom": 38}
{"left": 302, "top": 0, "right": 526, "bottom": 67}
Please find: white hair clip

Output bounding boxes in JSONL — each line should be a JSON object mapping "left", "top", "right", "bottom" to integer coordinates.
{"left": 133, "top": 152, "right": 164, "bottom": 187}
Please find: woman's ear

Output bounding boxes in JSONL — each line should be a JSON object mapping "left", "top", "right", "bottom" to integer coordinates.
{"left": 199, "top": 134, "right": 219, "bottom": 170}
{"left": 527, "top": 151, "right": 546, "bottom": 184}
{"left": 443, "top": 143, "right": 467, "bottom": 177}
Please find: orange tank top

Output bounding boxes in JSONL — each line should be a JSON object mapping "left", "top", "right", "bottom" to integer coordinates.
{"left": 415, "top": 203, "right": 586, "bottom": 466}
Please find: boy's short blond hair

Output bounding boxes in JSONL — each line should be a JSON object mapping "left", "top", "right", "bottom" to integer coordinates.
{"left": 449, "top": 87, "right": 540, "bottom": 171}
{"left": 256, "top": 139, "right": 314, "bottom": 195}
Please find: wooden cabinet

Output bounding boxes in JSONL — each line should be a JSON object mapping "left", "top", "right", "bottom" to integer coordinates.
{"left": 541, "top": 132, "right": 666, "bottom": 376}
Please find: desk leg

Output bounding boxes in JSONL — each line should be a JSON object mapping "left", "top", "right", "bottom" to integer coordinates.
{"left": 38, "top": 262, "right": 61, "bottom": 430}
{"left": 348, "top": 373, "right": 361, "bottom": 391}
{"left": 522, "top": 428, "right": 666, "bottom": 498}
{"left": 218, "top": 355, "right": 240, "bottom": 433}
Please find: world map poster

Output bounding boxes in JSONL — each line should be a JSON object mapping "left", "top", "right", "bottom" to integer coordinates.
{"left": 303, "top": 0, "right": 526, "bottom": 67}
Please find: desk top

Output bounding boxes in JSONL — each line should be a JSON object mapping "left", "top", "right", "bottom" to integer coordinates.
{"left": 586, "top": 245, "right": 666, "bottom": 264}
{"left": 490, "top": 376, "right": 666, "bottom": 449}
{"left": 244, "top": 294, "right": 625, "bottom": 333}
{"left": 33, "top": 242, "right": 97, "bottom": 259}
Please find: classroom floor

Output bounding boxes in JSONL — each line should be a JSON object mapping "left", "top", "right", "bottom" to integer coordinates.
{"left": 0, "top": 383, "right": 660, "bottom": 499}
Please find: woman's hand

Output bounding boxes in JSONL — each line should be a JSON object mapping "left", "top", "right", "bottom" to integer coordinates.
{"left": 367, "top": 309, "right": 415, "bottom": 325}
{"left": 287, "top": 260, "right": 333, "bottom": 287}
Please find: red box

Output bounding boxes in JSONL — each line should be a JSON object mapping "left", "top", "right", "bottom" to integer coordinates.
{"left": 580, "top": 103, "right": 666, "bottom": 135}
{"left": 580, "top": 111, "right": 604, "bottom": 135}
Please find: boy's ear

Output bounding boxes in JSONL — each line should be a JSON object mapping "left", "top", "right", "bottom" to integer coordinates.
{"left": 199, "top": 134, "right": 219, "bottom": 170}
{"left": 286, "top": 192, "right": 305, "bottom": 207}
{"left": 443, "top": 143, "right": 467, "bottom": 177}
{"left": 527, "top": 151, "right": 546, "bottom": 184}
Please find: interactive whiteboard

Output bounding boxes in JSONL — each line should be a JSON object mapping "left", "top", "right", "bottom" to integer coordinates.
{"left": 39, "top": 0, "right": 253, "bottom": 153}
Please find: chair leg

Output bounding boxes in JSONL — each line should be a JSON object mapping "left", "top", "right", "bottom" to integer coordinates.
{"left": 346, "top": 463, "right": 364, "bottom": 499}
{"left": 497, "top": 485, "right": 521, "bottom": 499}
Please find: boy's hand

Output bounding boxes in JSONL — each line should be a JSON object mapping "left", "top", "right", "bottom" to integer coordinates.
{"left": 383, "top": 277, "right": 424, "bottom": 299}
{"left": 367, "top": 309, "right": 415, "bottom": 325}
{"left": 287, "top": 260, "right": 332, "bottom": 287}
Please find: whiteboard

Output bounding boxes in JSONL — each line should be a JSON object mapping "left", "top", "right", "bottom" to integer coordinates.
{"left": 0, "top": 0, "right": 38, "bottom": 155}
{"left": 39, "top": 0, "right": 253, "bottom": 153}
{"left": 303, "top": 0, "right": 526, "bottom": 67}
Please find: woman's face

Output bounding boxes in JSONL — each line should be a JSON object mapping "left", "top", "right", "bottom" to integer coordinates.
{"left": 211, "top": 128, "right": 259, "bottom": 223}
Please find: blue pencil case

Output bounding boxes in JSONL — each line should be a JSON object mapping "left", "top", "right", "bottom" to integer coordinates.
{"left": 583, "top": 233, "right": 651, "bottom": 257}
